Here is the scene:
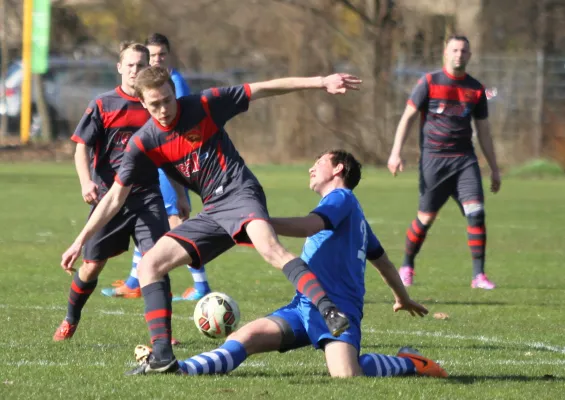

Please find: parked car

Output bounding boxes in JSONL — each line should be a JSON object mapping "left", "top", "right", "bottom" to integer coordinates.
{"left": 0, "top": 57, "right": 119, "bottom": 138}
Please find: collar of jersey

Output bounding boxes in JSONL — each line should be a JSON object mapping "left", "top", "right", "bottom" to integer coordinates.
{"left": 116, "top": 86, "right": 141, "bottom": 102}
{"left": 442, "top": 67, "right": 466, "bottom": 81}
{"left": 153, "top": 100, "right": 181, "bottom": 132}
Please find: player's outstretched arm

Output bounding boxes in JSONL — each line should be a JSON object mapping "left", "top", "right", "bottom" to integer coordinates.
{"left": 474, "top": 119, "right": 501, "bottom": 193}
{"left": 61, "top": 183, "right": 132, "bottom": 273}
{"left": 269, "top": 213, "right": 326, "bottom": 238}
{"left": 387, "top": 104, "right": 420, "bottom": 176}
{"left": 248, "top": 73, "right": 362, "bottom": 101}
{"left": 74, "top": 143, "right": 99, "bottom": 205}
{"left": 369, "top": 252, "right": 428, "bottom": 317}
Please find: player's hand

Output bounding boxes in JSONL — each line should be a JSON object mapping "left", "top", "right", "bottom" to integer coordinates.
{"left": 61, "top": 241, "right": 82, "bottom": 275}
{"left": 393, "top": 299, "right": 428, "bottom": 317}
{"left": 81, "top": 180, "right": 99, "bottom": 205}
{"left": 490, "top": 170, "right": 501, "bottom": 193}
{"left": 322, "top": 73, "right": 362, "bottom": 94}
{"left": 177, "top": 198, "right": 191, "bottom": 221}
{"left": 387, "top": 153, "right": 404, "bottom": 176}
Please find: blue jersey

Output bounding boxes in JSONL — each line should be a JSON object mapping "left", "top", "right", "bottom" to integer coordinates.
{"left": 298, "top": 188, "right": 382, "bottom": 321}
{"left": 170, "top": 68, "right": 191, "bottom": 97}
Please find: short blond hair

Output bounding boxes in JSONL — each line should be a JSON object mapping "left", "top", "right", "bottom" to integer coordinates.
{"left": 134, "top": 66, "right": 176, "bottom": 100}
{"left": 119, "top": 41, "right": 149, "bottom": 63}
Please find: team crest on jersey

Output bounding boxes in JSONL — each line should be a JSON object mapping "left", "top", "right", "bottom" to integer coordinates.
{"left": 182, "top": 128, "right": 202, "bottom": 142}
{"left": 437, "top": 102, "right": 446, "bottom": 114}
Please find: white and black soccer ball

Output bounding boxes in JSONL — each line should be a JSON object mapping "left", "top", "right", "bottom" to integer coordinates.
{"left": 193, "top": 292, "right": 240, "bottom": 338}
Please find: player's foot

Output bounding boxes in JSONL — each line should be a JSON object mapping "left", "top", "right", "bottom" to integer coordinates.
{"left": 53, "top": 320, "right": 78, "bottom": 341}
{"left": 111, "top": 279, "right": 125, "bottom": 288}
{"left": 101, "top": 284, "right": 142, "bottom": 298}
{"left": 172, "top": 287, "right": 209, "bottom": 302}
{"left": 471, "top": 273, "right": 496, "bottom": 290}
{"left": 126, "top": 353, "right": 181, "bottom": 376}
{"left": 397, "top": 346, "right": 448, "bottom": 378}
{"left": 323, "top": 307, "right": 350, "bottom": 337}
{"left": 398, "top": 266, "right": 414, "bottom": 287}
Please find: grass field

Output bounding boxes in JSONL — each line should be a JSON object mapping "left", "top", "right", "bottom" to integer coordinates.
{"left": 0, "top": 162, "right": 564, "bottom": 399}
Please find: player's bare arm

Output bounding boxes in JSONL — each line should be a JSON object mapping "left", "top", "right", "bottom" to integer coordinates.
{"left": 269, "top": 213, "right": 326, "bottom": 238}
{"left": 61, "top": 183, "right": 132, "bottom": 272}
{"left": 248, "top": 73, "right": 362, "bottom": 101}
{"left": 74, "top": 143, "right": 99, "bottom": 205}
{"left": 169, "top": 178, "right": 191, "bottom": 219}
{"left": 387, "top": 104, "right": 420, "bottom": 176}
{"left": 474, "top": 118, "right": 501, "bottom": 193}
{"left": 369, "top": 252, "right": 428, "bottom": 317}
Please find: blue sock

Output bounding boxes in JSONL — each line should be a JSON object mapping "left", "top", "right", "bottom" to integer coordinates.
{"left": 124, "top": 247, "right": 142, "bottom": 289}
{"left": 188, "top": 265, "right": 211, "bottom": 293}
{"left": 359, "top": 354, "right": 416, "bottom": 377}
{"left": 178, "top": 340, "right": 247, "bottom": 375}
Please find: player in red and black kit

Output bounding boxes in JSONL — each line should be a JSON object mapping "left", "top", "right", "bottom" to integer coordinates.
{"left": 61, "top": 66, "right": 362, "bottom": 375}
{"left": 387, "top": 34, "right": 501, "bottom": 290}
{"left": 53, "top": 43, "right": 172, "bottom": 341}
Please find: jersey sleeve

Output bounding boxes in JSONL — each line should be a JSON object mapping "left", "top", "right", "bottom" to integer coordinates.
{"left": 366, "top": 223, "right": 385, "bottom": 260}
{"left": 310, "top": 190, "right": 354, "bottom": 230}
{"left": 201, "top": 84, "right": 251, "bottom": 127}
{"left": 171, "top": 73, "right": 191, "bottom": 98}
{"left": 473, "top": 88, "right": 489, "bottom": 120}
{"left": 71, "top": 99, "right": 103, "bottom": 146}
{"left": 115, "top": 134, "right": 154, "bottom": 187}
{"left": 408, "top": 75, "right": 429, "bottom": 111}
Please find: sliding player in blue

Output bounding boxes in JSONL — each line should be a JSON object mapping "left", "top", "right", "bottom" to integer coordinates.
{"left": 101, "top": 33, "right": 211, "bottom": 300}
{"left": 136, "top": 150, "right": 448, "bottom": 378}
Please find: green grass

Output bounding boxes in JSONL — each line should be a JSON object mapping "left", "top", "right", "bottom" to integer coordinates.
{"left": 506, "top": 159, "right": 564, "bottom": 179}
{"left": 1, "top": 163, "right": 564, "bottom": 399}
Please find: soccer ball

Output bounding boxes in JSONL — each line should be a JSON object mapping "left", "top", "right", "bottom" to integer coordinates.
{"left": 193, "top": 292, "right": 240, "bottom": 338}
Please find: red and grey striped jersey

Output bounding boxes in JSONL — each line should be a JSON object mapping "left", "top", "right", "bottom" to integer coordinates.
{"left": 117, "top": 84, "right": 260, "bottom": 203}
{"left": 409, "top": 68, "right": 488, "bottom": 156}
{"left": 71, "top": 86, "right": 158, "bottom": 195}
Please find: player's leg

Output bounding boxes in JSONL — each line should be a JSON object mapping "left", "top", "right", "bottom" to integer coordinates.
{"left": 454, "top": 163, "right": 495, "bottom": 289}
{"left": 399, "top": 170, "right": 452, "bottom": 287}
{"left": 127, "top": 216, "right": 235, "bottom": 375}
{"left": 168, "top": 215, "right": 211, "bottom": 301}
{"left": 359, "top": 346, "right": 447, "bottom": 378}
{"left": 243, "top": 218, "right": 349, "bottom": 336}
{"left": 53, "top": 259, "right": 107, "bottom": 341}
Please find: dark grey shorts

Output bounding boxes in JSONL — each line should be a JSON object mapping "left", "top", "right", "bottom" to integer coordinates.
{"left": 83, "top": 194, "right": 169, "bottom": 262}
{"left": 165, "top": 185, "right": 269, "bottom": 268}
{"left": 418, "top": 155, "right": 484, "bottom": 214}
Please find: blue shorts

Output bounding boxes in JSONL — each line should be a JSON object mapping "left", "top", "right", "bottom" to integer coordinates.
{"left": 268, "top": 295, "right": 361, "bottom": 353}
{"left": 158, "top": 169, "right": 191, "bottom": 217}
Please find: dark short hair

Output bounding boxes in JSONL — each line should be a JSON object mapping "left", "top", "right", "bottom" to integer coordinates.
{"left": 118, "top": 41, "right": 149, "bottom": 63}
{"left": 134, "top": 66, "right": 176, "bottom": 100}
{"left": 318, "top": 149, "right": 362, "bottom": 190}
{"left": 445, "top": 34, "right": 470, "bottom": 46}
{"left": 145, "top": 33, "right": 171, "bottom": 52}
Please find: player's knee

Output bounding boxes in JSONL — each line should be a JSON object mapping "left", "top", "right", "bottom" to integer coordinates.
{"left": 464, "top": 203, "right": 485, "bottom": 226}
{"left": 256, "top": 241, "right": 285, "bottom": 268}
{"left": 79, "top": 260, "right": 105, "bottom": 280}
{"left": 417, "top": 212, "right": 436, "bottom": 225}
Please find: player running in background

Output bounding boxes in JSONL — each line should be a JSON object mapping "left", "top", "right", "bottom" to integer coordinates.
{"left": 136, "top": 150, "right": 447, "bottom": 379}
{"left": 61, "top": 66, "right": 362, "bottom": 375}
{"left": 53, "top": 43, "right": 172, "bottom": 341}
{"left": 387, "top": 34, "right": 501, "bottom": 289}
{"left": 101, "top": 33, "right": 212, "bottom": 301}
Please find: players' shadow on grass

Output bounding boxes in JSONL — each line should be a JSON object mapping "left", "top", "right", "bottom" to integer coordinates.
{"left": 233, "top": 371, "right": 332, "bottom": 379}
{"left": 447, "top": 374, "right": 563, "bottom": 384}
{"left": 363, "top": 299, "right": 509, "bottom": 306}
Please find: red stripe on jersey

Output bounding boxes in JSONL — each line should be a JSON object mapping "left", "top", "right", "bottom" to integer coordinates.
{"left": 70, "top": 134, "right": 85, "bottom": 144}
{"left": 442, "top": 67, "right": 466, "bottom": 81}
{"left": 201, "top": 95, "right": 211, "bottom": 117}
{"left": 211, "top": 87, "right": 220, "bottom": 97}
{"left": 217, "top": 141, "right": 227, "bottom": 171}
{"left": 114, "top": 174, "right": 125, "bottom": 186}
{"left": 243, "top": 83, "right": 251, "bottom": 99}
{"left": 407, "top": 99, "right": 418, "bottom": 109}
{"left": 115, "top": 86, "right": 140, "bottom": 102}
{"left": 100, "top": 108, "right": 149, "bottom": 129}
{"left": 93, "top": 140, "right": 100, "bottom": 170}
{"left": 134, "top": 136, "right": 146, "bottom": 153}
{"left": 429, "top": 85, "right": 482, "bottom": 103}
